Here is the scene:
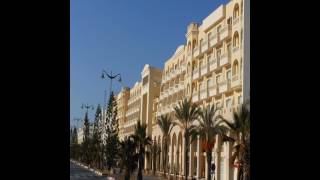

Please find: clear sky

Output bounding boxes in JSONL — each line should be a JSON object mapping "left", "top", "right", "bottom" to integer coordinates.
{"left": 70, "top": 0, "right": 228, "bottom": 127}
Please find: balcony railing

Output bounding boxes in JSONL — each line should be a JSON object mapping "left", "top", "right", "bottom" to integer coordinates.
{"left": 209, "top": 57, "right": 217, "bottom": 71}
{"left": 200, "top": 40, "right": 208, "bottom": 53}
{"left": 233, "top": 46, "right": 239, "bottom": 53}
{"left": 193, "top": 46, "right": 199, "bottom": 58}
{"left": 192, "top": 92, "right": 199, "bottom": 103}
{"left": 208, "top": 84, "right": 217, "bottom": 97}
{"left": 220, "top": 24, "right": 232, "bottom": 40}
{"left": 231, "top": 75, "right": 241, "bottom": 88}
{"left": 218, "top": 79, "right": 231, "bottom": 93}
{"left": 179, "top": 81, "right": 184, "bottom": 90}
{"left": 220, "top": 52, "right": 231, "bottom": 66}
{"left": 192, "top": 68, "right": 199, "bottom": 80}
{"left": 209, "top": 33, "right": 218, "bottom": 47}
{"left": 174, "top": 84, "right": 179, "bottom": 93}
{"left": 200, "top": 88, "right": 207, "bottom": 100}
{"left": 169, "top": 87, "right": 174, "bottom": 96}
{"left": 233, "top": 16, "right": 239, "bottom": 26}
{"left": 200, "top": 64, "right": 208, "bottom": 76}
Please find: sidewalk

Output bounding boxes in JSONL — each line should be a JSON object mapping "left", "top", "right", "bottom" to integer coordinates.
{"left": 70, "top": 159, "right": 103, "bottom": 176}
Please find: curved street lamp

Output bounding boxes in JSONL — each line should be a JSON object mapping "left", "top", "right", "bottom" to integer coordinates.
{"left": 101, "top": 69, "right": 122, "bottom": 108}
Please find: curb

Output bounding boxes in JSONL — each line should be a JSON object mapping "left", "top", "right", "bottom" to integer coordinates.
{"left": 70, "top": 160, "right": 103, "bottom": 176}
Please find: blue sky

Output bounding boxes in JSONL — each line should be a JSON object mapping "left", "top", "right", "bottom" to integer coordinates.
{"left": 70, "top": 0, "right": 228, "bottom": 127}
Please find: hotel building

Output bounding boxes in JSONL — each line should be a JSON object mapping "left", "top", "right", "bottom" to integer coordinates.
{"left": 116, "top": 0, "right": 249, "bottom": 179}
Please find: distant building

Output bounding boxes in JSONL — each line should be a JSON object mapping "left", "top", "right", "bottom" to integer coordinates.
{"left": 77, "top": 124, "right": 94, "bottom": 144}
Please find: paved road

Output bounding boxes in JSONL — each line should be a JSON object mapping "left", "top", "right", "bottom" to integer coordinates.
{"left": 70, "top": 161, "right": 106, "bottom": 180}
{"left": 70, "top": 161, "right": 164, "bottom": 180}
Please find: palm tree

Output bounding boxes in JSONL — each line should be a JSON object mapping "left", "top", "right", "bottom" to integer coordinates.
{"left": 195, "top": 104, "right": 228, "bottom": 180}
{"left": 157, "top": 114, "right": 176, "bottom": 178}
{"left": 174, "top": 98, "right": 200, "bottom": 180}
{"left": 118, "top": 137, "right": 139, "bottom": 180}
{"left": 222, "top": 101, "right": 250, "bottom": 180}
{"left": 132, "top": 120, "right": 152, "bottom": 180}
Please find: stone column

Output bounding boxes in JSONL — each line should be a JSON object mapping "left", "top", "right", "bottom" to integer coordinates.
{"left": 189, "top": 142, "right": 194, "bottom": 178}
{"left": 196, "top": 136, "right": 201, "bottom": 178}
{"left": 205, "top": 153, "right": 208, "bottom": 179}
{"left": 159, "top": 144, "right": 162, "bottom": 172}
{"left": 182, "top": 136, "right": 185, "bottom": 176}
{"left": 176, "top": 140, "right": 180, "bottom": 175}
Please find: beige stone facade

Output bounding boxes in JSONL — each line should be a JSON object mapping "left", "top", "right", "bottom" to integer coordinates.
{"left": 116, "top": 0, "right": 249, "bottom": 179}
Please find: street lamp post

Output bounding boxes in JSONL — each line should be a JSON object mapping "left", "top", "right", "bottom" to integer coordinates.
{"left": 81, "top": 103, "right": 94, "bottom": 113}
{"left": 101, "top": 69, "right": 122, "bottom": 108}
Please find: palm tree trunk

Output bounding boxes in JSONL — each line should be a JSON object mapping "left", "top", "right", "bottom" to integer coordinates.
{"left": 206, "top": 150, "right": 212, "bottom": 180}
{"left": 184, "top": 135, "right": 188, "bottom": 180}
{"left": 238, "top": 167, "right": 243, "bottom": 180}
{"left": 137, "top": 153, "right": 143, "bottom": 180}
{"left": 164, "top": 143, "right": 167, "bottom": 178}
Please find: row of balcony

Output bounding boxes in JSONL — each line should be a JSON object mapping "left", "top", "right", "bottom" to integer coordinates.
{"left": 191, "top": 47, "right": 240, "bottom": 81}
{"left": 162, "top": 63, "right": 187, "bottom": 83}
{"left": 157, "top": 101, "right": 180, "bottom": 116}
{"left": 190, "top": 24, "right": 232, "bottom": 60}
{"left": 128, "top": 95, "right": 141, "bottom": 105}
{"left": 160, "top": 81, "right": 185, "bottom": 100}
{"left": 123, "top": 118, "right": 138, "bottom": 129}
{"left": 125, "top": 107, "right": 140, "bottom": 117}
{"left": 192, "top": 76, "right": 242, "bottom": 103}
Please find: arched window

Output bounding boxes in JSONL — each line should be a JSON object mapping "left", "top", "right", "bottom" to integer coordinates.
{"left": 187, "top": 84, "right": 190, "bottom": 94}
{"left": 232, "top": 60, "right": 239, "bottom": 76}
{"left": 233, "top": 3, "right": 240, "bottom": 19}
{"left": 233, "top": 31, "right": 239, "bottom": 47}
{"left": 240, "top": 58, "right": 243, "bottom": 76}
{"left": 241, "top": 29, "right": 243, "bottom": 47}
{"left": 241, "top": 1, "right": 243, "bottom": 14}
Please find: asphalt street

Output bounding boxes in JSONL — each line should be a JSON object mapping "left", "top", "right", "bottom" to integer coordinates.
{"left": 70, "top": 161, "right": 106, "bottom": 180}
